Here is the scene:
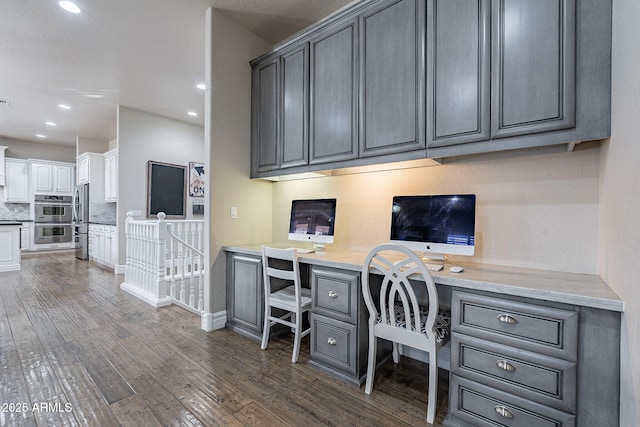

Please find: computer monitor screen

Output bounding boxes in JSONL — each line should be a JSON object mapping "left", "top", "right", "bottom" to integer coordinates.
{"left": 390, "top": 194, "right": 476, "bottom": 259}
{"left": 288, "top": 198, "right": 337, "bottom": 246}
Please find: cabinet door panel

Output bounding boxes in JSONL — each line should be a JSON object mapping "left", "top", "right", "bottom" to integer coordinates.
{"left": 310, "top": 19, "right": 358, "bottom": 164}
{"left": 230, "top": 255, "right": 263, "bottom": 332}
{"left": 252, "top": 56, "right": 280, "bottom": 173}
{"left": 427, "top": 0, "right": 490, "bottom": 147}
{"left": 492, "top": 0, "right": 576, "bottom": 138}
{"left": 281, "top": 44, "right": 309, "bottom": 168}
{"left": 360, "top": 0, "right": 425, "bottom": 156}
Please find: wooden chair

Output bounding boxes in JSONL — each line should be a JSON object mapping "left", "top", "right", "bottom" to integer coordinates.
{"left": 361, "top": 243, "right": 450, "bottom": 425}
{"left": 261, "top": 246, "right": 312, "bottom": 363}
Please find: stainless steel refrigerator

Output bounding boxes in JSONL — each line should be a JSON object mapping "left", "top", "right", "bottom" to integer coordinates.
{"left": 73, "top": 183, "right": 90, "bottom": 260}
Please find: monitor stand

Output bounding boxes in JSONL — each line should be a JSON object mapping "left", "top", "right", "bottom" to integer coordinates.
{"left": 312, "top": 243, "right": 326, "bottom": 250}
{"left": 418, "top": 252, "right": 446, "bottom": 264}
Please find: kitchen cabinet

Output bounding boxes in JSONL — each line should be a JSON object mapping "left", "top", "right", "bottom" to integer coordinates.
{"left": 359, "top": 0, "right": 425, "bottom": 157}
{"left": 0, "top": 222, "right": 21, "bottom": 271}
{"left": 20, "top": 223, "right": 31, "bottom": 250}
{"left": 226, "top": 253, "right": 264, "bottom": 339}
{"left": 251, "top": 54, "right": 280, "bottom": 174}
{"left": 0, "top": 146, "right": 6, "bottom": 186}
{"left": 89, "top": 224, "right": 116, "bottom": 268}
{"left": 104, "top": 149, "right": 117, "bottom": 202}
{"left": 4, "top": 158, "right": 29, "bottom": 202}
{"left": 309, "top": 17, "right": 359, "bottom": 165}
{"left": 31, "top": 160, "right": 75, "bottom": 195}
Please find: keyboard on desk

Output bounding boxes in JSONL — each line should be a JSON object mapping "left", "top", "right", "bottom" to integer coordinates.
{"left": 405, "top": 261, "right": 444, "bottom": 272}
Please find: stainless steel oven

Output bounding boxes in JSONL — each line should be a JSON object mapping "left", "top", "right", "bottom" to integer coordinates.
{"left": 34, "top": 223, "right": 73, "bottom": 244}
{"left": 34, "top": 195, "right": 73, "bottom": 223}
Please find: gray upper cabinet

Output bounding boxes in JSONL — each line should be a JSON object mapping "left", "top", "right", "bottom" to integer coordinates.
{"left": 359, "top": 0, "right": 425, "bottom": 157}
{"left": 309, "top": 18, "right": 359, "bottom": 165}
{"left": 427, "top": 0, "right": 491, "bottom": 148}
{"left": 492, "top": 0, "right": 576, "bottom": 139}
{"left": 281, "top": 43, "right": 309, "bottom": 168}
{"left": 251, "top": 55, "right": 279, "bottom": 173}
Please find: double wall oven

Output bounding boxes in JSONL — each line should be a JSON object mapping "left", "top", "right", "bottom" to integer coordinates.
{"left": 34, "top": 195, "right": 73, "bottom": 244}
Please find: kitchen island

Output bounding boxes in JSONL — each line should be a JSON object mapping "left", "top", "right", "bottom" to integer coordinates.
{"left": 0, "top": 221, "right": 22, "bottom": 271}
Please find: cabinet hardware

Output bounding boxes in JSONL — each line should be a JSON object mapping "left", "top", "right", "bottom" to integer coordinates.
{"left": 494, "top": 405, "right": 514, "bottom": 419}
{"left": 327, "top": 337, "right": 337, "bottom": 345}
{"left": 496, "top": 360, "right": 516, "bottom": 372}
{"left": 497, "top": 314, "right": 518, "bottom": 324}
{"left": 328, "top": 291, "right": 338, "bottom": 298}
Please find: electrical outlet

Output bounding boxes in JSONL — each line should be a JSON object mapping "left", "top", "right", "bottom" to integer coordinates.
{"left": 230, "top": 207, "right": 238, "bottom": 219}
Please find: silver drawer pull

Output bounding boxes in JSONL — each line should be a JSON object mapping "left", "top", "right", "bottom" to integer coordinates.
{"left": 328, "top": 291, "right": 338, "bottom": 299}
{"left": 496, "top": 360, "right": 516, "bottom": 372}
{"left": 494, "top": 405, "right": 514, "bottom": 419}
{"left": 327, "top": 337, "right": 337, "bottom": 346}
{"left": 497, "top": 314, "right": 518, "bottom": 324}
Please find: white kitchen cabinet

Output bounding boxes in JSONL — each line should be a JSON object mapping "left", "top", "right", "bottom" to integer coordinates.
{"left": 4, "top": 158, "right": 29, "bottom": 202}
{"left": 89, "top": 224, "right": 116, "bottom": 268}
{"left": 0, "top": 223, "right": 21, "bottom": 271}
{"left": 0, "top": 145, "right": 7, "bottom": 186}
{"left": 76, "top": 152, "right": 105, "bottom": 202}
{"left": 19, "top": 222, "right": 30, "bottom": 250}
{"left": 30, "top": 160, "right": 75, "bottom": 195}
{"left": 104, "top": 149, "right": 117, "bottom": 202}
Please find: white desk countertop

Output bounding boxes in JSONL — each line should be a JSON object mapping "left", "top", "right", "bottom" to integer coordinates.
{"left": 223, "top": 243, "right": 624, "bottom": 312}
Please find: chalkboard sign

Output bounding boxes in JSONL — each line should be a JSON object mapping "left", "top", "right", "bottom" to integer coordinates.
{"left": 147, "top": 161, "right": 187, "bottom": 218}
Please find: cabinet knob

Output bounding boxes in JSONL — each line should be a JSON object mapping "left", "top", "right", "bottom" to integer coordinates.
{"left": 496, "top": 360, "right": 516, "bottom": 372}
{"left": 497, "top": 314, "right": 518, "bottom": 324}
{"left": 494, "top": 405, "right": 514, "bottom": 419}
{"left": 328, "top": 291, "right": 338, "bottom": 299}
{"left": 327, "top": 337, "right": 337, "bottom": 346}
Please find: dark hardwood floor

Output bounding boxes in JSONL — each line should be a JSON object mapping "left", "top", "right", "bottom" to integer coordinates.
{"left": 0, "top": 252, "right": 448, "bottom": 426}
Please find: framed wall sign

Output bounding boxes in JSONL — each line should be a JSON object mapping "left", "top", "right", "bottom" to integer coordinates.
{"left": 147, "top": 160, "right": 187, "bottom": 218}
{"left": 189, "top": 162, "right": 205, "bottom": 197}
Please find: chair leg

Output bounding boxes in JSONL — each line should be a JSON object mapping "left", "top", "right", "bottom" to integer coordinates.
{"left": 364, "top": 328, "right": 377, "bottom": 394}
{"left": 291, "top": 310, "right": 301, "bottom": 363}
{"left": 392, "top": 343, "right": 400, "bottom": 364}
{"left": 426, "top": 349, "right": 438, "bottom": 425}
{"left": 261, "top": 305, "right": 270, "bottom": 350}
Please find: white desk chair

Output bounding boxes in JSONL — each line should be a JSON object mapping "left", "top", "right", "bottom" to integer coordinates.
{"left": 261, "top": 246, "right": 312, "bottom": 363}
{"left": 362, "top": 243, "right": 450, "bottom": 425}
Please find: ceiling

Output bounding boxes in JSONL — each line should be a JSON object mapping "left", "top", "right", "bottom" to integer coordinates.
{"left": 0, "top": 0, "right": 353, "bottom": 147}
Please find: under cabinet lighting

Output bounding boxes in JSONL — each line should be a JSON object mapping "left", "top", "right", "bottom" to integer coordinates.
{"left": 59, "top": 1, "right": 81, "bottom": 14}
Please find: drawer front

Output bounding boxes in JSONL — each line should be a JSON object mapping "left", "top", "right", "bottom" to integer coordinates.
{"left": 452, "top": 291, "right": 578, "bottom": 361}
{"left": 310, "top": 313, "right": 357, "bottom": 375}
{"left": 312, "top": 267, "right": 359, "bottom": 324}
{"left": 449, "top": 375, "right": 575, "bottom": 427}
{"left": 451, "top": 334, "right": 576, "bottom": 413}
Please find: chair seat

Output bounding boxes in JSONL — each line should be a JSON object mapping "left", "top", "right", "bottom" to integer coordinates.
{"left": 377, "top": 303, "right": 451, "bottom": 343}
{"left": 268, "top": 285, "right": 312, "bottom": 309}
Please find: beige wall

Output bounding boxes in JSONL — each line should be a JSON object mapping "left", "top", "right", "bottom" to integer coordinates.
{"left": 208, "top": 10, "right": 273, "bottom": 313}
{"left": 600, "top": 0, "right": 640, "bottom": 423}
{"left": 273, "top": 145, "right": 600, "bottom": 274}
{"left": 1, "top": 136, "right": 75, "bottom": 163}
{"left": 76, "top": 136, "right": 108, "bottom": 156}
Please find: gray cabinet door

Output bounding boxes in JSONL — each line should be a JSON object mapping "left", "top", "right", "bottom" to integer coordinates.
{"left": 427, "top": 0, "right": 490, "bottom": 148}
{"left": 281, "top": 43, "right": 309, "bottom": 168}
{"left": 492, "top": 0, "right": 576, "bottom": 139}
{"left": 309, "top": 18, "right": 359, "bottom": 165}
{"left": 228, "top": 254, "right": 263, "bottom": 335}
{"left": 251, "top": 55, "right": 280, "bottom": 173}
{"left": 359, "top": 0, "right": 425, "bottom": 157}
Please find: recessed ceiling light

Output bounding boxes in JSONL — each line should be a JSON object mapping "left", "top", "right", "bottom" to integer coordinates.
{"left": 36, "top": 134, "right": 46, "bottom": 138}
{"left": 85, "top": 94, "right": 104, "bottom": 99}
{"left": 59, "top": 104, "right": 71, "bottom": 110}
{"left": 45, "top": 121, "right": 57, "bottom": 126}
{"left": 196, "top": 83, "right": 206, "bottom": 90}
{"left": 188, "top": 111, "right": 198, "bottom": 117}
{"left": 59, "top": 1, "right": 81, "bottom": 14}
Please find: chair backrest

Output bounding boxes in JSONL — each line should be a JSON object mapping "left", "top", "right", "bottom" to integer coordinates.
{"left": 261, "top": 246, "right": 303, "bottom": 303}
{"left": 362, "top": 243, "right": 439, "bottom": 342}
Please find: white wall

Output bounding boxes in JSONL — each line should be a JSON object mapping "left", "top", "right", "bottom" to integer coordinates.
{"left": 116, "top": 106, "right": 204, "bottom": 266}
{"left": 599, "top": 0, "right": 640, "bottom": 423}
{"left": 208, "top": 9, "right": 273, "bottom": 314}
{"left": 1, "top": 136, "right": 75, "bottom": 162}
{"left": 76, "top": 136, "right": 108, "bottom": 156}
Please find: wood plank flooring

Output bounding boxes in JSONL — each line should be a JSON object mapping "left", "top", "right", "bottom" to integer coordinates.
{"left": 0, "top": 252, "right": 448, "bottom": 426}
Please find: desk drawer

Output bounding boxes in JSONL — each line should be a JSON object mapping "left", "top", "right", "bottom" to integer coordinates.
{"left": 452, "top": 291, "right": 578, "bottom": 361}
{"left": 449, "top": 375, "right": 575, "bottom": 427}
{"left": 312, "top": 267, "right": 359, "bottom": 324}
{"left": 310, "top": 313, "right": 357, "bottom": 375}
{"left": 451, "top": 334, "right": 576, "bottom": 413}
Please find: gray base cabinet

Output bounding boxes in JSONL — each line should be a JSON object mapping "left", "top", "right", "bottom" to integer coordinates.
{"left": 226, "top": 253, "right": 264, "bottom": 340}
{"left": 445, "top": 290, "right": 620, "bottom": 427}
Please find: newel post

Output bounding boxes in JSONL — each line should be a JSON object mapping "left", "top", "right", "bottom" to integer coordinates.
{"left": 156, "top": 212, "right": 168, "bottom": 300}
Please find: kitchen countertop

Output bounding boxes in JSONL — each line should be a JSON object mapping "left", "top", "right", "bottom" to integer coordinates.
{"left": 0, "top": 220, "right": 24, "bottom": 226}
{"left": 223, "top": 242, "right": 624, "bottom": 312}
{"left": 90, "top": 221, "right": 116, "bottom": 226}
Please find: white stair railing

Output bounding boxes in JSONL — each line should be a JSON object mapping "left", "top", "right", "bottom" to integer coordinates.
{"left": 121, "top": 212, "right": 204, "bottom": 314}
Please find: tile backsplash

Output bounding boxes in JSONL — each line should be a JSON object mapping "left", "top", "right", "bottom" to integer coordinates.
{"left": 89, "top": 202, "right": 116, "bottom": 224}
{"left": 0, "top": 188, "right": 30, "bottom": 220}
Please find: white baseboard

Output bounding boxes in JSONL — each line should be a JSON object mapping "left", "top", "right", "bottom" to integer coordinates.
{"left": 201, "top": 310, "right": 226, "bottom": 332}
{"left": 120, "top": 282, "right": 172, "bottom": 308}
{"left": 114, "top": 264, "right": 126, "bottom": 275}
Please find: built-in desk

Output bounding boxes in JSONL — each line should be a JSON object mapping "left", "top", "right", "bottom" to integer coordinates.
{"left": 223, "top": 243, "right": 623, "bottom": 427}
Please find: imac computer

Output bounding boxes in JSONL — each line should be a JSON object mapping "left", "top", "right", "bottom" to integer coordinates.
{"left": 390, "top": 194, "right": 476, "bottom": 262}
{"left": 288, "top": 198, "right": 337, "bottom": 250}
